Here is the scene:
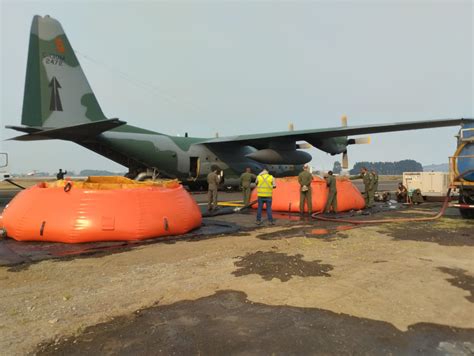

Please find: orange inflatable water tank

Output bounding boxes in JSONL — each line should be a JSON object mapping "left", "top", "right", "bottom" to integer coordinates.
{"left": 1, "top": 177, "right": 202, "bottom": 243}
{"left": 251, "top": 176, "right": 365, "bottom": 213}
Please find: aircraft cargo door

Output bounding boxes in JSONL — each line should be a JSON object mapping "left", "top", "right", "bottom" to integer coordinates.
{"left": 189, "top": 157, "right": 200, "bottom": 180}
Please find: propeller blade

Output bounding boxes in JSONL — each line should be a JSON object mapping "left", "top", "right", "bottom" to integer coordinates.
{"left": 342, "top": 151, "right": 349, "bottom": 169}
{"left": 288, "top": 122, "right": 294, "bottom": 131}
{"left": 297, "top": 142, "right": 313, "bottom": 149}
{"left": 341, "top": 115, "right": 348, "bottom": 127}
{"left": 354, "top": 136, "right": 371, "bottom": 144}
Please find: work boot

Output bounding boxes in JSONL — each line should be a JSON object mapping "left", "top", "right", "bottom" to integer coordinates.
{"left": 256, "top": 220, "right": 262, "bottom": 225}
{"left": 269, "top": 220, "right": 275, "bottom": 225}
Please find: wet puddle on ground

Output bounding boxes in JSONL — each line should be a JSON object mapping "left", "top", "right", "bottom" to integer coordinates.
{"left": 232, "top": 251, "right": 333, "bottom": 282}
{"left": 438, "top": 267, "right": 474, "bottom": 303}
{"left": 35, "top": 290, "right": 474, "bottom": 356}
{"left": 0, "top": 220, "right": 240, "bottom": 270}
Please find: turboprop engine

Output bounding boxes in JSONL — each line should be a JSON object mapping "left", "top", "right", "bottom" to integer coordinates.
{"left": 246, "top": 149, "right": 312, "bottom": 164}
{"left": 305, "top": 116, "right": 370, "bottom": 169}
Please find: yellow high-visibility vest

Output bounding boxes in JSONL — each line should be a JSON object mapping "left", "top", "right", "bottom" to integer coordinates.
{"left": 257, "top": 174, "right": 274, "bottom": 197}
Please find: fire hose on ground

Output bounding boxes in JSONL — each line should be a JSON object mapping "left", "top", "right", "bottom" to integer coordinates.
{"left": 312, "top": 188, "right": 452, "bottom": 225}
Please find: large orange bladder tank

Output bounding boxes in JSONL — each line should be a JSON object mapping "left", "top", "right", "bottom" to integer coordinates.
{"left": 251, "top": 176, "right": 365, "bottom": 213}
{"left": 1, "top": 177, "right": 202, "bottom": 243}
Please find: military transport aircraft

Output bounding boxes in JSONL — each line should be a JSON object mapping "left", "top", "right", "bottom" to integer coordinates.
{"left": 7, "top": 16, "right": 473, "bottom": 188}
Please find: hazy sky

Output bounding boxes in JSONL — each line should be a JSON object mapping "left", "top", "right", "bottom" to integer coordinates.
{"left": 1, "top": 0, "right": 472, "bottom": 174}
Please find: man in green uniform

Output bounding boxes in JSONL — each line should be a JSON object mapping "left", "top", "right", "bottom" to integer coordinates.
{"left": 350, "top": 167, "right": 374, "bottom": 208}
{"left": 371, "top": 169, "right": 379, "bottom": 199}
{"left": 298, "top": 164, "right": 313, "bottom": 215}
{"left": 207, "top": 167, "right": 221, "bottom": 211}
{"left": 240, "top": 167, "right": 256, "bottom": 206}
{"left": 324, "top": 170, "right": 337, "bottom": 213}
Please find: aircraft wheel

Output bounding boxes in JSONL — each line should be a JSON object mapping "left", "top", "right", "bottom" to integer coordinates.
{"left": 0, "top": 228, "right": 7, "bottom": 240}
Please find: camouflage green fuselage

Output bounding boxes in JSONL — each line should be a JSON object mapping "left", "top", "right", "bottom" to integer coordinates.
{"left": 93, "top": 124, "right": 309, "bottom": 185}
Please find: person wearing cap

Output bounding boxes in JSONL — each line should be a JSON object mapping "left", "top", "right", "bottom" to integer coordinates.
{"left": 298, "top": 164, "right": 313, "bottom": 215}
{"left": 255, "top": 169, "right": 276, "bottom": 225}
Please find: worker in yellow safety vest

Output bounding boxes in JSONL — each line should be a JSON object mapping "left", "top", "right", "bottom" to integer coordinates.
{"left": 256, "top": 169, "right": 276, "bottom": 225}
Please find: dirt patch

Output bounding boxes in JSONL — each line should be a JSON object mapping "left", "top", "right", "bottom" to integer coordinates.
{"left": 438, "top": 267, "right": 474, "bottom": 303}
{"left": 232, "top": 251, "right": 333, "bottom": 282}
{"left": 35, "top": 290, "right": 474, "bottom": 356}
{"left": 377, "top": 219, "right": 474, "bottom": 247}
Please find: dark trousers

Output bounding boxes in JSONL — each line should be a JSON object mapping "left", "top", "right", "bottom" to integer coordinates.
{"left": 256, "top": 197, "right": 273, "bottom": 222}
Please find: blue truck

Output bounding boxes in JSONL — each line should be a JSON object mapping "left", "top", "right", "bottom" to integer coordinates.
{"left": 450, "top": 123, "right": 474, "bottom": 218}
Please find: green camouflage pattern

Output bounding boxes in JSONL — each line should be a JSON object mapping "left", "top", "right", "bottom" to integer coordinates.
{"left": 22, "top": 16, "right": 106, "bottom": 128}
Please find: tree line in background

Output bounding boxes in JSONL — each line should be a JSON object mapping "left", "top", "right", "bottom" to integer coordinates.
{"left": 10, "top": 169, "right": 124, "bottom": 177}
{"left": 332, "top": 160, "right": 423, "bottom": 175}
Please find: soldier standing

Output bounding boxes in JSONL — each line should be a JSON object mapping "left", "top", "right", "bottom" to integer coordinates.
{"left": 350, "top": 167, "right": 374, "bottom": 208}
{"left": 207, "top": 167, "right": 221, "bottom": 211}
{"left": 240, "top": 167, "right": 256, "bottom": 206}
{"left": 56, "top": 168, "right": 67, "bottom": 180}
{"left": 298, "top": 164, "right": 313, "bottom": 215}
{"left": 324, "top": 170, "right": 337, "bottom": 213}
{"left": 371, "top": 169, "right": 379, "bottom": 199}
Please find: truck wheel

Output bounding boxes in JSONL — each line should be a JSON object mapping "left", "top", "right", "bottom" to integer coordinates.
{"left": 459, "top": 195, "right": 474, "bottom": 219}
{"left": 459, "top": 208, "right": 474, "bottom": 219}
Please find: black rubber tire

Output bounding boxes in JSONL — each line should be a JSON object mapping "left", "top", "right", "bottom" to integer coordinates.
{"left": 459, "top": 208, "right": 474, "bottom": 219}
{"left": 0, "top": 228, "right": 7, "bottom": 240}
{"left": 459, "top": 194, "right": 474, "bottom": 219}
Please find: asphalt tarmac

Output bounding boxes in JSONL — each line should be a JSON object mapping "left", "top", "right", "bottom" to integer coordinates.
{"left": 0, "top": 180, "right": 399, "bottom": 268}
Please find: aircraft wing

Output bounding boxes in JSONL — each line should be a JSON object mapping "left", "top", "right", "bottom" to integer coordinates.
{"left": 202, "top": 118, "right": 473, "bottom": 148}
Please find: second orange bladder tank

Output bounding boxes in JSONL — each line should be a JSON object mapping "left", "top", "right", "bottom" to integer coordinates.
{"left": 251, "top": 176, "right": 365, "bottom": 213}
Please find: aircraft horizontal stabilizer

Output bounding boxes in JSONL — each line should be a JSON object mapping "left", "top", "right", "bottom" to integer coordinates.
{"left": 7, "top": 118, "right": 126, "bottom": 142}
{"left": 5, "top": 126, "right": 42, "bottom": 134}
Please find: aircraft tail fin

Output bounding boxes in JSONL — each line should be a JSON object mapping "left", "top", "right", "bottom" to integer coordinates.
{"left": 22, "top": 15, "right": 106, "bottom": 129}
